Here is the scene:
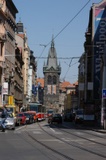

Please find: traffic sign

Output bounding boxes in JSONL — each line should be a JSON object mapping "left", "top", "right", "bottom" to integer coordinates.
{"left": 102, "top": 89, "right": 106, "bottom": 99}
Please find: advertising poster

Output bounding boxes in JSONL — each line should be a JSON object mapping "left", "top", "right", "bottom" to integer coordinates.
{"left": 93, "top": 3, "right": 106, "bottom": 100}
{"left": 2, "top": 82, "right": 8, "bottom": 95}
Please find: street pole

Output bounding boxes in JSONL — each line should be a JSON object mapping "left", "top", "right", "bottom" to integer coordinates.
{"left": 1, "top": 60, "right": 4, "bottom": 106}
{"left": 101, "top": 44, "right": 106, "bottom": 129}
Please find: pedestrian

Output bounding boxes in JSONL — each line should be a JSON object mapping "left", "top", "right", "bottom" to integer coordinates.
{"left": 1, "top": 105, "right": 8, "bottom": 118}
{"left": 0, "top": 105, "right": 7, "bottom": 132}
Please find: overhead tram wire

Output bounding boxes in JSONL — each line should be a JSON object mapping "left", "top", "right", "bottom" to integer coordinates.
{"left": 36, "top": 56, "right": 80, "bottom": 59}
{"left": 46, "top": 0, "right": 91, "bottom": 46}
{"left": 37, "top": 45, "right": 46, "bottom": 62}
{"left": 37, "top": 0, "right": 91, "bottom": 61}
{"left": 63, "top": 56, "right": 80, "bottom": 81}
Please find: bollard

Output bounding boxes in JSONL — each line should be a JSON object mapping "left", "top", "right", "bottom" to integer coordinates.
{"left": 104, "top": 119, "right": 106, "bottom": 129}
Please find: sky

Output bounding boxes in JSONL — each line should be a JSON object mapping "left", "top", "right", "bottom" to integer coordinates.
{"left": 13, "top": 0, "right": 101, "bottom": 83}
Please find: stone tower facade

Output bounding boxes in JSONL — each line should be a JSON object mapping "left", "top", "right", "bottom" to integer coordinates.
{"left": 43, "top": 38, "right": 61, "bottom": 112}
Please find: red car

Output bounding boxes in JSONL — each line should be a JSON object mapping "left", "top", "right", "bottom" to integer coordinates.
{"left": 17, "top": 112, "right": 26, "bottom": 125}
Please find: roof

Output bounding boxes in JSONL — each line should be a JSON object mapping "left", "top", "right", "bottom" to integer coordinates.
{"left": 17, "top": 34, "right": 25, "bottom": 39}
{"left": 60, "top": 81, "right": 71, "bottom": 91}
{"left": 60, "top": 81, "right": 78, "bottom": 91}
{"left": 36, "top": 78, "right": 44, "bottom": 88}
{"left": 73, "top": 81, "right": 78, "bottom": 86}
{"left": 36, "top": 78, "right": 78, "bottom": 91}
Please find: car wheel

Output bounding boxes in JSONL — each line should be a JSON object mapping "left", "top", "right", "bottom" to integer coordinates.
{"left": 2, "top": 128, "right": 5, "bottom": 132}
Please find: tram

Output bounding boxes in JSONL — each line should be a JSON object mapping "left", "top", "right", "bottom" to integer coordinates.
{"left": 27, "top": 102, "right": 46, "bottom": 121}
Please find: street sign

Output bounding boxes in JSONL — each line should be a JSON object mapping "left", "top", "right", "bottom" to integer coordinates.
{"left": 102, "top": 89, "right": 106, "bottom": 99}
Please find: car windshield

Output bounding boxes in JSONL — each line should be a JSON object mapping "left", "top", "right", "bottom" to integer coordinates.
{"left": 24, "top": 113, "right": 30, "bottom": 117}
{"left": 8, "top": 113, "right": 13, "bottom": 118}
{"left": 18, "top": 114, "right": 23, "bottom": 117}
{"left": 48, "top": 111, "right": 53, "bottom": 114}
{"left": 76, "top": 110, "right": 83, "bottom": 115}
{"left": 53, "top": 114, "right": 61, "bottom": 117}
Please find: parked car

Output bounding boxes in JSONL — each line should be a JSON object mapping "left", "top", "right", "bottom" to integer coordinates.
{"left": 26, "top": 111, "right": 38, "bottom": 122}
{"left": 75, "top": 109, "right": 84, "bottom": 124}
{"left": 11, "top": 112, "right": 20, "bottom": 126}
{"left": 4, "top": 112, "right": 15, "bottom": 130}
{"left": 17, "top": 112, "right": 26, "bottom": 125}
{"left": 48, "top": 114, "right": 62, "bottom": 124}
{"left": 64, "top": 112, "right": 73, "bottom": 122}
{"left": 24, "top": 112, "right": 34, "bottom": 124}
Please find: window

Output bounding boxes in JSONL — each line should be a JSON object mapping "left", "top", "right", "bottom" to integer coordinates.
{"left": 0, "top": 42, "right": 3, "bottom": 56}
{"left": 53, "top": 76, "right": 57, "bottom": 84}
{"left": 48, "top": 75, "right": 52, "bottom": 84}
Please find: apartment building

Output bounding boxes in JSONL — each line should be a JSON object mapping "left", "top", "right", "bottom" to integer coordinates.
{"left": 0, "top": 0, "right": 18, "bottom": 106}
{"left": 15, "top": 21, "right": 30, "bottom": 105}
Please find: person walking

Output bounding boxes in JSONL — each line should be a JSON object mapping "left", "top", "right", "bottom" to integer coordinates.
{"left": 0, "top": 105, "right": 8, "bottom": 132}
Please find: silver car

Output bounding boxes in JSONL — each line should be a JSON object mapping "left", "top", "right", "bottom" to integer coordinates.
{"left": 4, "top": 112, "right": 15, "bottom": 130}
{"left": 75, "top": 109, "right": 84, "bottom": 124}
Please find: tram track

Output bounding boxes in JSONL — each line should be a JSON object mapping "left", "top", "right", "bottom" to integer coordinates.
{"left": 26, "top": 132, "right": 74, "bottom": 160}
{"left": 56, "top": 125, "right": 106, "bottom": 147}
{"left": 15, "top": 121, "right": 106, "bottom": 159}
{"left": 37, "top": 122, "right": 106, "bottom": 159}
{"left": 62, "top": 123, "right": 106, "bottom": 139}
{"left": 16, "top": 123, "right": 74, "bottom": 160}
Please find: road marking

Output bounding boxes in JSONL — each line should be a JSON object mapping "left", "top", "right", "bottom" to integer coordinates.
{"left": 15, "top": 125, "right": 26, "bottom": 131}
{"left": 75, "top": 132, "right": 84, "bottom": 135}
{"left": 0, "top": 130, "right": 8, "bottom": 134}
{"left": 50, "top": 128, "right": 55, "bottom": 132}
{"left": 14, "top": 131, "right": 21, "bottom": 134}
{"left": 55, "top": 132, "right": 63, "bottom": 134}
{"left": 33, "top": 131, "right": 42, "bottom": 134}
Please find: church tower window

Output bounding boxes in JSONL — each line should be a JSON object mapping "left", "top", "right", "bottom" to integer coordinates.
{"left": 47, "top": 75, "right": 52, "bottom": 84}
{"left": 53, "top": 75, "right": 57, "bottom": 84}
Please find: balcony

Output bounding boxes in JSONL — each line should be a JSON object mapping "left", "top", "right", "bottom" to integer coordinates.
{"left": 0, "top": 33, "right": 6, "bottom": 42}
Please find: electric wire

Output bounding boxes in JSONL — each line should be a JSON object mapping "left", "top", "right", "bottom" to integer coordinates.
{"left": 46, "top": 0, "right": 91, "bottom": 46}
{"left": 36, "top": 0, "right": 91, "bottom": 80}
{"left": 37, "top": 0, "right": 91, "bottom": 63}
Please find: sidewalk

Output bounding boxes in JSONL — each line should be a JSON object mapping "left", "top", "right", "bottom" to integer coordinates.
{"left": 92, "top": 128, "right": 106, "bottom": 133}
{"left": 63, "top": 121, "right": 106, "bottom": 133}
{"left": 81, "top": 121, "right": 106, "bottom": 134}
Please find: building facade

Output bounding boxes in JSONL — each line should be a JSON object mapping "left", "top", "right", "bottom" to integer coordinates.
{"left": 14, "top": 45, "right": 24, "bottom": 108}
{"left": 15, "top": 21, "right": 30, "bottom": 106}
{"left": 28, "top": 50, "right": 37, "bottom": 103}
{"left": 78, "top": 0, "right": 106, "bottom": 126}
{"left": 0, "top": 0, "right": 18, "bottom": 106}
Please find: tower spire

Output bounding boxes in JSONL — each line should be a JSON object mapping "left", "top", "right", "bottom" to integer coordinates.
{"left": 51, "top": 35, "right": 54, "bottom": 48}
